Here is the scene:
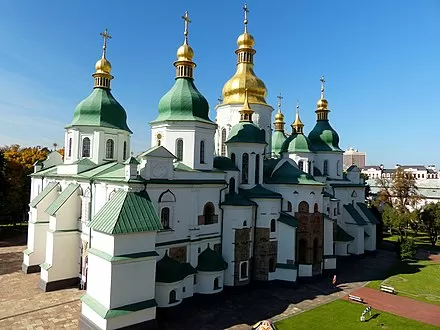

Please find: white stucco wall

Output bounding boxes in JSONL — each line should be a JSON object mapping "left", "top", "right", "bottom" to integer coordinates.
{"left": 277, "top": 222, "right": 296, "bottom": 264}
{"left": 155, "top": 281, "right": 183, "bottom": 307}
{"left": 335, "top": 242, "right": 349, "bottom": 256}
{"left": 196, "top": 270, "right": 224, "bottom": 294}
{"left": 23, "top": 222, "right": 49, "bottom": 267}
{"left": 298, "top": 264, "right": 313, "bottom": 277}
{"left": 344, "top": 225, "right": 364, "bottom": 255}
{"left": 323, "top": 218, "right": 334, "bottom": 256}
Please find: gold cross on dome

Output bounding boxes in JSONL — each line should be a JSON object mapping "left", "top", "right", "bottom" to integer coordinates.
{"left": 320, "top": 75, "right": 326, "bottom": 98}
{"left": 277, "top": 93, "right": 283, "bottom": 109}
{"left": 182, "top": 11, "right": 191, "bottom": 43}
{"left": 243, "top": 3, "right": 249, "bottom": 32}
{"left": 100, "top": 28, "right": 112, "bottom": 58}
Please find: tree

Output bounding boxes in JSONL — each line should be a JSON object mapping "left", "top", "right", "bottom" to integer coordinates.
{"left": 0, "top": 150, "right": 7, "bottom": 211}
{"left": 420, "top": 203, "right": 440, "bottom": 247}
{"left": 399, "top": 237, "right": 416, "bottom": 260}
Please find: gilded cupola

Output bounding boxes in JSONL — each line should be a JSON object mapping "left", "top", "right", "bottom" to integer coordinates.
{"left": 291, "top": 101, "right": 304, "bottom": 134}
{"left": 273, "top": 94, "right": 285, "bottom": 132}
{"left": 93, "top": 29, "right": 113, "bottom": 89}
{"left": 315, "top": 75, "right": 329, "bottom": 120}
{"left": 221, "top": 4, "right": 268, "bottom": 105}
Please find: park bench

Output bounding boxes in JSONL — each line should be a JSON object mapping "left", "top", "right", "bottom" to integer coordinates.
{"left": 348, "top": 294, "right": 364, "bottom": 303}
{"left": 380, "top": 284, "right": 395, "bottom": 294}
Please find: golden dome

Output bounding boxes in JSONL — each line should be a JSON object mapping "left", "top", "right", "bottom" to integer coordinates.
{"left": 222, "top": 67, "right": 267, "bottom": 104}
{"left": 275, "top": 110, "right": 284, "bottom": 122}
{"left": 177, "top": 43, "right": 194, "bottom": 62}
{"left": 237, "top": 32, "right": 255, "bottom": 49}
{"left": 95, "top": 57, "right": 112, "bottom": 74}
{"left": 317, "top": 98, "right": 328, "bottom": 110}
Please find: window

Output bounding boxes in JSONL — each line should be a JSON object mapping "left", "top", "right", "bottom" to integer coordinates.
{"left": 203, "top": 202, "right": 216, "bottom": 225}
{"left": 314, "top": 203, "right": 319, "bottom": 213}
{"left": 242, "top": 153, "right": 249, "bottom": 183}
{"left": 106, "top": 139, "right": 114, "bottom": 159}
{"left": 221, "top": 128, "right": 226, "bottom": 156}
{"left": 213, "top": 277, "right": 221, "bottom": 290}
{"left": 82, "top": 137, "right": 91, "bottom": 157}
{"left": 169, "top": 290, "right": 177, "bottom": 304}
{"left": 82, "top": 189, "right": 91, "bottom": 222}
{"left": 298, "top": 239, "right": 307, "bottom": 264}
{"left": 123, "top": 141, "right": 127, "bottom": 160}
{"left": 200, "top": 140, "right": 205, "bottom": 164}
{"left": 176, "top": 139, "right": 183, "bottom": 161}
{"left": 240, "top": 261, "right": 248, "bottom": 280}
{"left": 323, "top": 160, "right": 329, "bottom": 176}
{"left": 269, "top": 258, "right": 276, "bottom": 273}
{"left": 287, "top": 201, "right": 293, "bottom": 212}
{"left": 229, "top": 177, "right": 235, "bottom": 194}
{"left": 298, "top": 201, "right": 309, "bottom": 213}
{"left": 68, "top": 138, "right": 72, "bottom": 158}
{"left": 270, "top": 219, "right": 276, "bottom": 232}
{"left": 334, "top": 208, "right": 337, "bottom": 216}
{"left": 161, "top": 207, "right": 170, "bottom": 229}
{"left": 243, "top": 220, "right": 247, "bottom": 227}
{"left": 308, "top": 161, "right": 312, "bottom": 174}
{"left": 336, "top": 160, "right": 341, "bottom": 176}
{"left": 298, "top": 160, "right": 304, "bottom": 171}
{"left": 255, "top": 154, "right": 260, "bottom": 183}
{"left": 193, "top": 276, "right": 197, "bottom": 285}
{"left": 231, "top": 153, "right": 236, "bottom": 165}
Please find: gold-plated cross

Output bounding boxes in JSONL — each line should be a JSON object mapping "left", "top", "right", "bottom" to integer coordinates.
{"left": 182, "top": 11, "right": 191, "bottom": 43}
{"left": 243, "top": 3, "right": 249, "bottom": 32}
{"left": 100, "top": 29, "right": 112, "bottom": 58}
{"left": 320, "top": 75, "right": 325, "bottom": 98}
{"left": 296, "top": 100, "right": 300, "bottom": 113}
{"left": 277, "top": 93, "right": 283, "bottom": 109}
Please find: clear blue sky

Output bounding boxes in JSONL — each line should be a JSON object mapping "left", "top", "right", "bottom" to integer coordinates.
{"left": 0, "top": 0, "right": 438, "bottom": 167}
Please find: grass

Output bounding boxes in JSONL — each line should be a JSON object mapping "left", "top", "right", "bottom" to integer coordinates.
{"left": 382, "top": 230, "right": 440, "bottom": 252}
{"left": 275, "top": 300, "right": 437, "bottom": 330}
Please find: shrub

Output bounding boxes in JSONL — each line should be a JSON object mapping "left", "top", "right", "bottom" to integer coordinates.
{"left": 399, "top": 238, "right": 416, "bottom": 260}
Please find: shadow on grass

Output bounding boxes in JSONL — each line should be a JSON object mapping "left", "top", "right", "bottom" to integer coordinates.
{"left": 365, "top": 313, "right": 380, "bottom": 321}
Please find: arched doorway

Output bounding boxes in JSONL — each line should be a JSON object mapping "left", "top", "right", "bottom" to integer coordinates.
{"left": 298, "top": 239, "right": 307, "bottom": 264}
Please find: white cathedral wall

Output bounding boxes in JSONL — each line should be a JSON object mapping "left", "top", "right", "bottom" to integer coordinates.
{"left": 24, "top": 221, "right": 48, "bottom": 267}
{"left": 155, "top": 281, "right": 183, "bottom": 307}
{"left": 335, "top": 242, "right": 349, "bottom": 256}
{"left": 254, "top": 199, "right": 281, "bottom": 229}
{"left": 277, "top": 222, "right": 296, "bottom": 264}
{"left": 364, "top": 224, "right": 376, "bottom": 251}
{"left": 345, "top": 225, "right": 364, "bottom": 255}
{"left": 314, "top": 152, "right": 343, "bottom": 178}
{"left": 227, "top": 144, "right": 265, "bottom": 187}
{"left": 333, "top": 187, "right": 365, "bottom": 207}
{"left": 113, "top": 232, "right": 156, "bottom": 256}
{"left": 323, "top": 218, "right": 334, "bottom": 256}
{"left": 265, "top": 184, "right": 323, "bottom": 213}
{"left": 196, "top": 271, "right": 224, "bottom": 294}
{"left": 286, "top": 152, "right": 315, "bottom": 174}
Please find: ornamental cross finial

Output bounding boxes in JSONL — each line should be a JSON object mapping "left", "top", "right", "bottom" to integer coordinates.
{"left": 320, "top": 75, "right": 325, "bottom": 99}
{"left": 243, "top": 3, "right": 249, "bottom": 32}
{"left": 100, "top": 28, "right": 112, "bottom": 58}
{"left": 182, "top": 10, "right": 191, "bottom": 44}
{"left": 277, "top": 93, "right": 283, "bottom": 110}
{"left": 217, "top": 96, "right": 223, "bottom": 105}
{"left": 296, "top": 100, "right": 300, "bottom": 113}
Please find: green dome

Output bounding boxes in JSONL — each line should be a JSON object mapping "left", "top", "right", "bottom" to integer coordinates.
{"left": 226, "top": 122, "right": 266, "bottom": 145}
{"left": 308, "top": 121, "right": 342, "bottom": 152}
{"left": 271, "top": 131, "right": 287, "bottom": 156}
{"left": 152, "top": 78, "right": 212, "bottom": 123}
{"left": 280, "top": 133, "right": 313, "bottom": 154}
{"left": 68, "top": 88, "right": 132, "bottom": 133}
{"left": 196, "top": 246, "right": 227, "bottom": 272}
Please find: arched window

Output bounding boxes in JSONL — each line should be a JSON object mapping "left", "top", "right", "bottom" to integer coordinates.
{"left": 176, "top": 139, "right": 183, "bottom": 161}
{"left": 169, "top": 290, "right": 177, "bottom": 304}
{"left": 269, "top": 258, "right": 276, "bottom": 273}
{"left": 231, "top": 153, "right": 236, "bottom": 165}
{"left": 221, "top": 128, "right": 227, "bottom": 156}
{"left": 298, "top": 201, "right": 309, "bottom": 213}
{"left": 336, "top": 160, "right": 341, "bottom": 176}
{"left": 213, "top": 277, "right": 221, "bottom": 290}
{"left": 287, "top": 201, "right": 293, "bottom": 212}
{"left": 82, "top": 188, "right": 91, "bottom": 222}
{"left": 255, "top": 154, "right": 260, "bottom": 183}
{"left": 298, "top": 239, "right": 307, "bottom": 264}
{"left": 323, "top": 160, "right": 329, "bottom": 176}
{"left": 270, "top": 219, "right": 276, "bottom": 232}
{"left": 203, "top": 202, "right": 216, "bottom": 225}
{"left": 106, "top": 139, "right": 114, "bottom": 159}
{"left": 229, "top": 177, "right": 236, "bottom": 194}
{"left": 308, "top": 161, "right": 312, "bottom": 174}
{"left": 82, "top": 137, "right": 91, "bottom": 157}
{"left": 243, "top": 220, "right": 247, "bottom": 227}
{"left": 298, "top": 160, "right": 304, "bottom": 171}
{"left": 108, "top": 190, "right": 116, "bottom": 200}
{"left": 200, "top": 140, "right": 205, "bottom": 164}
{"left": 161, "top": 207, "right": 170, "bottom": 229}
{"left": 123, "top": 141, "right": 127, "bottom": 160}
{"left": 313, "top": 237, "right": 319, "bottom": 262}
{"left": 314, "top": 203, "right": 319, "bottom": 213}
{"left": 240, "top": 261, "right": 248, "bottom": 279}
{"left": 68, "top": 138, "right": 72, "bottom": 158}
{"left": 242, "top": 153, "right": 249, "bottom": 183}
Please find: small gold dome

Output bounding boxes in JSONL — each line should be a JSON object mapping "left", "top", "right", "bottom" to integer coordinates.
{"left": 95, "top": 57, "right": 112, "bottom": 74}
{"left": 275, "top": 110, "right": 284, "bottom": 122}
{"left": 237, "top": 32, "right": 255, "bottom": 49}
{"left": 317, "top": 98, "right": 328, "bottom": 110}
{"left": 177, "top": 43, "right": 194, "bottom": 62}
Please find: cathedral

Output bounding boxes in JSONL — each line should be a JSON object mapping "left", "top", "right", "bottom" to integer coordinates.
{"left": 22, "top": 6, "right": 378, "bottom": 330}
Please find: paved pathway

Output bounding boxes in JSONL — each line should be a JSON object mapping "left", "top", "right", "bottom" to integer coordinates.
{"left": 347, "top": 287, "right": 440, "bottom": 327}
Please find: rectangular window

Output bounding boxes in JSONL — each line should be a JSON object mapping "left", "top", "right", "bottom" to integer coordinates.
{"left": 239, "top": 261, "right": 248, "bottom": 280}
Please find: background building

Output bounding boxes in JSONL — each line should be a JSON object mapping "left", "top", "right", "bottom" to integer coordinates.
{"left": 343, "top": 147, "right": 366, "bottom": 170}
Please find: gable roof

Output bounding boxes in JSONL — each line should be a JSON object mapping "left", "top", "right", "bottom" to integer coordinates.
{"left": 336, "top": 225, "right": 354, "bottom": 242}
{"left": 357, "top": 202, "right": 380, "bottom": 225}
{"left": 239, "top": 185, "right": 282, "bottom": 199}
{"left": 138, "top": 146, "right": 176, "bottom": 159}
{"left": 29, "top": 182, "right": 59, "bottom": 208}
{"left": 213, "top": 156, "right": 239, "bottom": 171}
{"left": 45, "top": 183, "right": 79, "bottom": 216}
{"left": 343, "top": 204, "right": 368, "bottom": 225}
{"left": 278, "top": 212, "right": 298, "bottom": 227}
{"left": 156, "top": 253, "right": 197, "bottom": 283}
{"left": 221, "top": 193, "right": 256, "bottom": 206}
{"left": 264, "top": 160, "right": 322, "bottom": 186}
{"left": 90, "top": 190, "right": 162, "bottom": 235}
{"left": 196, "top": 246, "right": 227, "bottom": 272}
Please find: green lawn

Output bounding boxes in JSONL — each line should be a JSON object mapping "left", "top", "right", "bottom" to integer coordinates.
{"left": 275, "top": 300, "right": 437, "bottom": 330}
{"left": 382, "top": 231, "right": 440, "bottom": 252}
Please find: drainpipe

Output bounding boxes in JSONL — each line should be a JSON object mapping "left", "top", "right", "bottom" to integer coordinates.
{"left": 251, "top": 203, "right": 258, "bottom": 282}
{"left": 88, "top": 180, "right": 93, "bottom": 249}
{"left": 218, "top": 182, "right": 229, "bottom": 249}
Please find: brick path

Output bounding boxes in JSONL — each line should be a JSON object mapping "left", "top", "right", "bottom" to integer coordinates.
{"left": 346, "top": 287, "right": 440, "bottom": 327}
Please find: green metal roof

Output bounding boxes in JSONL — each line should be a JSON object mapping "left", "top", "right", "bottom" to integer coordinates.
{"left": 156, "top": 253, "right": 197, "bottom": 283}
{"left": 67, "top": 88, "right": 132, "bottom": 133}
{"left": 213, "top": 156, "right": 239, "bottom": 171}
{"left": 90, "top": 189, "right": 162, "bottom": 235}
{"left": 308, "top": 120, "right": 342, "bottom": 152}
{"left": 343, "top": 204, "right": 368, "bottom": 226}
{"left": 152, "top": 78, "right": 213, "bottom": 124}
{"left": 29, "top": 182, "right": 59, "bottom": 208}
{"left": 278, "top": 212, "right": 298, "bottom": 227}
{"left": 45, "top": 183, "right": 80, "bottom": 216}
{"left": 226, "top": 122, "right": 267, "bottom": 145}
{"left": 221, "top": 193, "right": 256, "bottom": 206}
{"left": 196, "top": 246, "right": 227, "bottom": 272}
{"left": 239, "top": 185, "right": 282, "bottom": 199}
{"left": 30, "top": 166, "right": 58, "bottom": 177}
{"left": 264, "top": 161, "right": 322, "bottom": 186}
{"left": 280, "top": 133, "right": 313, "bottom": 154}
{"left": 123, "top": 156, "right": 140, "bottom": 165}
{"left": 357, "top": 202, "right": 380, "bottom": 225}
{"left": 271, "top": 130, "right": 287, "bottom": 156}
{"left": 336, "top": 225, "right": 354, "bottom": 242}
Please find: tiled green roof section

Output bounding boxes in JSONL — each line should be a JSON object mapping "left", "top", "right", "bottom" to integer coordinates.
{"left": 343, "top": 204, "right": 368, "bottom": 225}
{"left": 90, "top": 189, "right": 162, "bottom": 235}
{"left": 73, "top": 158, "right": 97, "bottom": 166}
{"left": 174, "top": 162, "right": 197, "bottom": 172}
{"left": 45, "top": 183, "right": 79, "bottom": 216}
{"left": 29, "top": 182, "right": 59, "bottom": 208}
{"left": 197, "top": 246, "right": 227, "bottom": 272}
{"left": 308, "top": 120, "right": 342, "bottom": 152}
{"left": 221, "top": 193, "right": 256, "bottom": 206}
{"left": 78, "top": 162, "right": 120, "bottom": 178}
{"left": 213, "top": 156, "right": 239, "bottom": 171}
{"left": 67, "top": 88, "right": 132, "bottom": 133}
{"left": 239, "top": 185, "right": 282, "bottom": 199}
{"left": 123, "top": 156, "right": 139, "bottom": 165}
{"left": 271, "top": 130, "right": 287, "bottom": 156}
{"left": 226, "top": 122, "right": 267, "bottom": 145}
{"left": 336, "top": 225, "right": 354, "bottom": 242}
{"left": 278, "top": 212, "right": 298, "bottom": 227}
{"left": 156, "top": 253, "right": 197, "bottom": 283}
{"left": 152, "top": 78, "right": 213, "bottom": 124}
{"left": 265, "top": 161, "right": 322, "bottom": 186}
{"left": 280, "top": 133, "right": 313, "bottom": 153}
{"left": 30, "top": 165, "right": 58, "bottom": 177}
{"left": 357, "top": 203, "right": 380, "bottom": 225}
